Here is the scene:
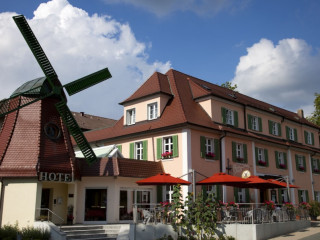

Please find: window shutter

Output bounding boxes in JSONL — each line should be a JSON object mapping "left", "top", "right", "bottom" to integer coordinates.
{"left": 156, "top": 138, "right": 162, "bottom": 159}
{"left": 232, "top": 141, "right": 237, "bottom": 162}
{"left": 284, "top": 152, "right": 287, "bottom": 169}
{"left": 117, "top": 144, "right": 122, "bottom": 153}
{"left": 294, "top": 129, "right": 298, "bottom": 141}
{"left": 303, "top": 156, "right": 306, "bottom": 172}
{"left": 275, "top": 151, "right": 279, "bottom": 168}
{"left": 221, "top": 107, "right": 227, "bottom": 124}
{"left": 264, "top": 149, "right": 269, "bottom": 167}
{"left": 214, "top": 139, "right": 220, "bottom": 160}
{"left": 245, "top": 189, "right": 250, "bottom": 202}
{"left": 172, "top": 135, "right": 179, "bottom": 157}
{"left": 286, "top": 126, "right": 290, "bottom": 140}
{"left": 306, "top": 190, "right": 309, "bottom": 202}
{"left": 143, "top": 140, "right": 148, "bottom": 160}
{"left": 202, "top": 186, "right": 208, "bottom": 201}
{"left": 200, "top": 136, "right": 206, "bottom": 158}
{"left": 255, "top": 147, "right": 259, "bottom": 165}
{"left": 234, "top": 111, "right": 239, "bottom": 127}
{"left": 234, "top": 187, "right": 239, "bottom": 202}
{"left": 304, "top": 131, "right": 308, "bottom": 144}
{"left": 277, "top": 123, "right": 282, "bottom": 136}
{"left": 217, "top": 185, "right": 222, "bottom": 201}
{"left": 243, "top": 144, "right": 248, "bottom": 163}
{"left": 312, "top": 132, "right": 315, "bottom": 145}
{"left": 295, "top": 154, "right": 299, "bottom": 171}
{"left": 298, "top": 190, "right": 302, "bottom": 203}
{"left": 278, "top": 189, "right": 283, "bottom": 204}
{"left": 248, "top": 114, "right": 253, "bottom": 130}
{"left": 129, "top": 143, "right": 134, "bottom": 159}
{"left": 258, "top": 117, "right": 262, "bottom": 132}
{"left": 311, "top": 158, "right": 315, "bottom": 172}
{"left": 157, "top": 186, "right": 163, "bottom": 203}
{"left": 268, "top": 120, "right": 273, "bottom": 134}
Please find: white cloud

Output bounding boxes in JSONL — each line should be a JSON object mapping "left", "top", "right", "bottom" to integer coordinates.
{"left": 102, "top": 0, "right": 249, "bottom": 17}
{"left": 0, "top": 0, "right": 171, "bottom": 119}
{"left": 232, "top": 38, "right": 320, "bottom": 117}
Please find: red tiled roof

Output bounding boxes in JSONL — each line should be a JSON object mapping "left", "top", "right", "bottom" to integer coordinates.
{"left": 76, "top": 157, "right": 164, "bottom": 178}
{"left": 72, "top": 111, "right": 116, "bottom": 131}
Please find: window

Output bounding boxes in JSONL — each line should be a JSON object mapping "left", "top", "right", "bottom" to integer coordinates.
{"left": 271, "top": 190, "right": 277, "bottom": 203}
{"left": 200, "top": 136, "right": 220, "bottom": 160}
{"left": 221, "top": 107, "right": 238, "bottom": 127}
{"left": 164, "top": 185, "right": 174, "bottom": 202}
{"left": 232, "top": 142, "right": 247, "bottom": 163}
{"left": 312, "top": 158, "right": 319, "bottom": 173}
{"left": 157, "top": 135, "right": 178, "bottom": 159}
{"left": 286, "top": 126, "right": 297, "bottom": 141}
{"left": 129, "top": 141, "right": 148, "bottom": 160}
{"left": 126, "top": 108, "right": 135, "bottom": 125}
{"left": 279, "top": 189, "right": 289, "bottom": 203}
{"left": 298, "top": 190, "right": 309, "bottom": 203}
{"left": 296, "top": 155, "right": 306, "bottom": 172}
{"left": 148, "top": 102, "right": 158, "bottom": 120}
{"left": 269, "top": 120, "right": 281, "bottom": 136}
{"left": 248, "top": 114, "right": 262, "bottom": 131}
{"left": 135, "top": 142, "right": 143, "bottom": 160}
{"left": 234, "top": 188, "right": 248, "bottom": 203}
{"left": 304, "top": 131, "right": 314, "bottom": 145}
{"left": 206, "top": 185, "right": 217, "bottom": 201}
{"left": 315, "top": 192, "right": 320, "bottom": 202}
{"left": 276, "top": 151, "right": 287, "bottom": 169}
{"left": 256, "top": 148, "right": 268, "bottom": 167}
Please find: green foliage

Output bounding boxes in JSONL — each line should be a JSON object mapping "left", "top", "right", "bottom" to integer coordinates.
{"left": 220, "top": 81, "right": 238, "bottom": 91}
{"left": 0, "top": 224, "right": 19, "bottom": 240}
{"left": 170, "top": 184, "right": 185, "bottom": 236}
{"left": 309, "top": 200, "right": 320, "bottom": 218}
{"left": 307, "top": 93, "right": 320, "bottom": 126}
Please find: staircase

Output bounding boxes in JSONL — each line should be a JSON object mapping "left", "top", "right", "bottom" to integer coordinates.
{"left": 61, "top": 225, "right": 121, "bottom": 240}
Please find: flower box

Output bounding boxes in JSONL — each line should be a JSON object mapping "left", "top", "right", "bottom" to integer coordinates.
{"left": 258, "top": 160, "right": 267, "bottom": 166}
{"left": 279, "top": 163, "right": 286, "bottom": 169}
{"left": 314, "top": 169, "right": 319, "bottom": 173}
{"left": 236, "top": 157, "right": 244, "bottom": 163}
{"left": 161, "top": 151, "right": 173, "bottom": 159}
{"left": 206, "top": 152, "right": 215, "bottom": 159}
{"left": 299, "top": 166, "right": 305, "bottom": 171}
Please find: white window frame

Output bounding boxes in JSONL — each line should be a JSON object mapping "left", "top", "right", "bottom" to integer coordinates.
{"left": 257, "top": 148, "right": 265, "bottom": 162}
{"left": 205, "top": 138, "right": 214, "bottom": 154}
{"left": 236, "top": 143, "right": 243, "bottom": 159}
{"left": 278, "top": 152, "right": 285, "bottom": 165}
{"left": 148, "top": 102, "right": 158, "bottom": 120}
{"left": 238, "top": 188, "right": 246, "bottom": 203}
{"left": 289, "top": 127, "right": 295, "bottom": 141}
{"left": 313, "top": 159, "right": 319, "bottom": 172}
{"left": 135, "top": 141, "right": 143, "bottom": 160}
{"left": 272, "top": 122, "right": 279, "bottom": 136}
{"left": 252, "top": 116, "right": 259, "bottom": 131}
{"left": 207, "top": 185, "right": 217, "bottom": 201}
{"left": 126, "top": 108, "right": 136, "bottom": 125}
{"left": 300, "top": 190, "right": 307, "bottom": 202}
{"left": 306, "top": 131, "right": 313, "bottom": 145}
{"left": 315, "top": 192, "right": 320, "bottom": 202}
{"left": 164, "top": 185, "right": 174, "bottom": 202}
{"left": 226, "top": 109, "right": 234, "bottom": 125}
{"left": 281, "top": 189, "right": 289, "bottom": 203}
{"left": 163, "top": 137, "right": 173, "bottom": 155}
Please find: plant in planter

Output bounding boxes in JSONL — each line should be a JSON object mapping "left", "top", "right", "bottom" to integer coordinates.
{"left": 299, "top": 166, "right": 305, "bottom": 171}
{"left": 206, "top": 152, "right": 215, "bottom": 159}
{"left": 162, "top": 151, "right": 173, "bottom": 159}
{"left": 299, "top": 201, "right": 311, "bottom": 210}
{"left": 263, "top": 200, "right": 275, "bottom": 211}
{"left": 308, "top": 200, "right": 320, "bottom": 220}
{"left": 258, "top": 160, "right": 267, "bottom": 166}
{"left": 279, "top": 163, "right": 286, "bottom": 169}
{"left": 314, "top": 169, "right": 319, "bottom": 173}
{"left": 236, "top": 157, "right": 244, "bottom": 163}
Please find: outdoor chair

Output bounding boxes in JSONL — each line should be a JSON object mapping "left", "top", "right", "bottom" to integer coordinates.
{"left": 222, "top": 208, "right": 237, "bottom": 224}
{"left": 142, "top": 209, "right": 153, "bottom": 224}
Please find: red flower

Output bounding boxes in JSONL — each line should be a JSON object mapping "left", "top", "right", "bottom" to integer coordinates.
{"left": 161, "top": 152, "right": 173, "bottom": 158}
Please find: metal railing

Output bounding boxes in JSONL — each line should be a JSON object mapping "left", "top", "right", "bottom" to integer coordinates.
{"left": 133, "top": 203, "right": 310, "bottom": 225}
{"left": 35, "top": 208, "right": 64, "bottom": 229}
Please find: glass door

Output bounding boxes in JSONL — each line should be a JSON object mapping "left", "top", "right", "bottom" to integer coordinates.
{"left": 85, "top": 189, "right": 107, "bottom": 221}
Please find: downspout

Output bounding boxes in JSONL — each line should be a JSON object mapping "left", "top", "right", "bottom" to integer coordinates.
{"left": 219, "top": 130, "right": 227, "bottom": 172}
{"left": 244, "top": 104, "right": 247, "bottom": 131}
{"left": 0, "top": 178, "right": 4, "bottom": 228}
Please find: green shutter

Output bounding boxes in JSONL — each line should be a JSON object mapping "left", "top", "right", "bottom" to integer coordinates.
{"left": 172, "top": 135, "right": 178, "bottom": 157}
{"left": 295, "top": 154, "right": 299, "bottom": 171}
{"left": 311, "top": 158, "right": 315, "bottom": 172}
{"left": 255, "top": 147, "right": 259, "bottom": 165}
{"left": 232, "top": 141, "right": 237, "bottom": 162}
{"left": 129, "top": 143, "right": 134, "bottom": 159}
{"left": 303, "top": 156, "right": 306, "bottom": 172}
{"left": 264, "top": 149, "right": 269, "bottom": 167}
{"left": 156, "top": 138, "right": 162, "bottom": 159}
{"left": 298, "top": 190, "right": 302, "bottom": 203}
{"left": 294, "top": 129, "right": 298, "bottom": 141}
{"left": 275, "top": 151, "right": 279, "bottom": 168}
{"left": 306, "top": 190, "right": 310, "bottom": 202}
{"left": 248, "top": 114, "right": 253, "bottom": 130}
{"left": 234, "top": 187, "right": 239, "bottom": 202}
{"left": 117, "top": 144, "right": 122, "bottom": 153}
{"left": 143, "top": 140, "right": 148, "bottom": 160}
{"left": 214, "top": 139, "right": 220, "bottom": 160}
{"left": 258, "top": 117, "right": 262, "bottom": 132}
{"left": 304, "top": 131, "right": 308, "bottom": 144}
{"left": 245, "top": 189, "right": 250, "bottom": 202}
{"left": 284, "top": 152, "right": 287, "bottom": 169}
{"left": 221, "top": 107, "right": 227, "bottom": 124}
{"left": 217, "top": 185, "right": 222, "bottom": 201}
{"left": 278, "top": 189, "right": 283, "bottom": 204}
{"left": 278, "top": 123, "right": 282, "bottom": 136}
{"left": 202, "top": 186, "right": 208, "bottom": 201}
{"left": 157, "top": 186, "right": 163, "bottom": 203}
{"left": 200, "top": 136, "right": 206, "bottom": 158}
{"left": 286, "top": 126, "right": 290, "bottom": 140}
{"left": 243, "top": 144, "right": 248, "bottom": 163}
{"left": 268, "top": 120, "right": 273, "bottom": 134}
{"left": 312, "top": 133, "right": 315, "bottom": 145}
{"left": 234, "top": 111, "right": 239, "bottom": 127}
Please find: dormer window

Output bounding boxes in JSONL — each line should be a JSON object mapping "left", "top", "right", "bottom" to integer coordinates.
{"left": 126, "top": 108, "right": 135, "bottom": 125}
{"left": 221, "top": 107, "right": 238, "bottom": 127}
{"left": 148, "top": 102, "right": 158, "bottom": 120}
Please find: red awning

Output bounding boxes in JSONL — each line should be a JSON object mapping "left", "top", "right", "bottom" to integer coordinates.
{"left": 267, "top": 179, "right": 299, "bottom": 188}
{"left": 244, "top": 176, "right": 286, "bottom": 189}
{"left": 197, "top": 172, "right": 249, "bottom": 187}
{"left": 136, "top": 173, "right": 191, "bottom": 185}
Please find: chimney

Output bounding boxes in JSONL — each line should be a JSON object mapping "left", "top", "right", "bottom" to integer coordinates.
{"left": 297, "top": 109, "right": 304, "bottom": 118}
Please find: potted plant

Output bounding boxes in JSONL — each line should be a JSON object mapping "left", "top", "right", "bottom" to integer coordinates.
{"left": 309, "top": 200, "right": 320, "bottom": 221}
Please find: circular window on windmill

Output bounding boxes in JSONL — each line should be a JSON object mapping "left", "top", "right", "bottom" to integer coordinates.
{"left": 44, "top": 122, "right": 61, "bottom": 140}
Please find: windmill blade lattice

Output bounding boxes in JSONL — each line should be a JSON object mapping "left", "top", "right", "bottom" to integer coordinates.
{"left": 7, "top": 15, "right": 112, "bottom": 164}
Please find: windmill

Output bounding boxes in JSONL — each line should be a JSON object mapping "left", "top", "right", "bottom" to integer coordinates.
{"left": 0, "top": 15, "right": 111, "bottom": 165}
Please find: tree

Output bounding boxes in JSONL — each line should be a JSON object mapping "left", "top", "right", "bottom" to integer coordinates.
{"left": 307, "top": 93, "right": 320, "bottom": 126}
{"left": 221, "top": 81, "right": 238, "bottom": 91}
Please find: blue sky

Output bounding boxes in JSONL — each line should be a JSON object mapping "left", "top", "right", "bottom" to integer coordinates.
{"left": 1, "top": 0, "right": 320, "bottom": 119}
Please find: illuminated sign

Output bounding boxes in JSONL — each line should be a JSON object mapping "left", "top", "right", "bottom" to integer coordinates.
{"left": 39, "top": 172, "right": 73, "bottom": 182}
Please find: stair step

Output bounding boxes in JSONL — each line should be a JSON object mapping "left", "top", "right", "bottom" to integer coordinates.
{"left": 66, "top": 233, "right": 117, "bottom": 240}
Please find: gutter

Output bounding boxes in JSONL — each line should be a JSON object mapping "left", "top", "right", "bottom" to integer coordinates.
{"left": 0, "top": 178, "right": 4, "bottom": 228}
{"left": 219, "top": 130, "right": 227, "bottom": 172}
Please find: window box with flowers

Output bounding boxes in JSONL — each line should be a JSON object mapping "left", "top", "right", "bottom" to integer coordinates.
{"left": 236, "top": 157, "right": 244, "bottom": 163}
{"left": 206, "top": 152, "right": 215, "bottom": 159}
{"left": 258, "top": 160, "right": 267, "bottom": 167}
{"left": 279, "top": 163, "right": 286, "bottom": 169}
{"left": 299, "top": 166, "right": 305, "bottom": 171}
{"left": 225, "top": 201, "right": 239, "bottom": 210}
{"left": 263, "top": 200, "right": 275, "bottom": 211}
{"left": 161, "top": 151, "right": 173, "bottom": 159}
{"left": 314, "top": 169, "right": 319, "bottom": 174}
{"left": 299, "top": 202, "right": 311, "bottom": 210}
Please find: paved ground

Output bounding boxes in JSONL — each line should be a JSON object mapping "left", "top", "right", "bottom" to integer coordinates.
{"left": 269, "top": 221, "right": 320, "bottom": 240}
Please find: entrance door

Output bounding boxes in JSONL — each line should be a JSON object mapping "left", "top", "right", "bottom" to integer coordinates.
{"left": 40, "top": 189, "right": 52, "bottom": 216}
{"left": 119, "top": 190, "right": 133, "bottom": 220}
{"left": 85, "top": 189, "right": 107, "bottom": 222}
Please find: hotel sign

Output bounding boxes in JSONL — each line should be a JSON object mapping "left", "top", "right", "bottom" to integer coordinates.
{"left": 39, "top": 172, "right": 73, "bottom": 182}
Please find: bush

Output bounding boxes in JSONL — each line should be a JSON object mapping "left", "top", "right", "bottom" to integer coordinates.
{"left": 0, "top": 224, "right": 19, "bottom": 240}
{"left": 20, "top": 226, "right": 50, "bottom": 240}
{"left": 309, "top": 200, "right": 320, "bottom": 220}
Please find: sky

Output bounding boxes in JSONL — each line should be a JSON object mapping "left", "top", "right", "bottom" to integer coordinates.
{"left": 1, "top": 0, "right": 320, "bottom": 120}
